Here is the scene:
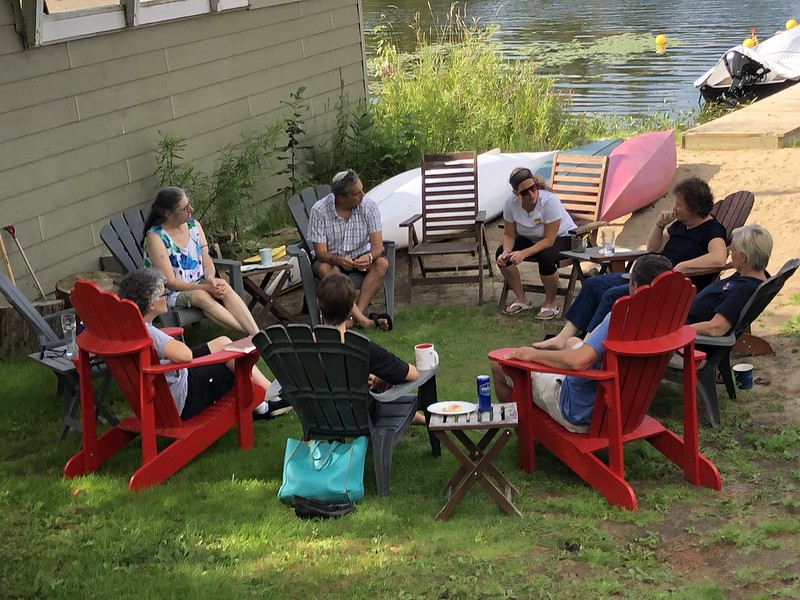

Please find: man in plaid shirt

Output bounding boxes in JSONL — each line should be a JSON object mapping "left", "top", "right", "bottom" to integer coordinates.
{"left": 307, "top": 169, "right": 391, "bottom": 330}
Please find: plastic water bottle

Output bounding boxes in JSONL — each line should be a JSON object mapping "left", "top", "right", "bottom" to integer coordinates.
{"left": 477, "top": 375, "right": 492, "bottom": 415}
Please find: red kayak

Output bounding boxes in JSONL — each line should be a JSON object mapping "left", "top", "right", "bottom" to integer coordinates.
{"left": 600, "top": 129, "right": 677, "bottom": 221}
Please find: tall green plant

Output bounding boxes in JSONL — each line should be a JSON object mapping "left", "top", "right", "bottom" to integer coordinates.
{"left": 276, "top": 87, "right": 313, "bottom": 198}
{"left": 154, "top": 124, "right": 281, "bottom": 245}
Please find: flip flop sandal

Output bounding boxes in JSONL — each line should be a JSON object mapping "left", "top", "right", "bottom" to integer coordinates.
{"left": 368, "top": 312, "right": 394, "bottom": 331}
{"left": 503, "top": 301, "right": 533, "bottom": 315}
{"left": 535, "top": 306, "right": 561, "bottom": 321}
{"left": 754, "top": 377, "right": 771, "bottom": 386}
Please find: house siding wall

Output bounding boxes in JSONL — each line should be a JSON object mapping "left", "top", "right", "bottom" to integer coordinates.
{"left": 0, "top": 0, "right": 367, "bottom": 297}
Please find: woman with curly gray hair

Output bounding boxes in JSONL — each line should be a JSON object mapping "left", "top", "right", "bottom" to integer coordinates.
{"left": 118, "top": 268, "right": 290, "bottom": 420}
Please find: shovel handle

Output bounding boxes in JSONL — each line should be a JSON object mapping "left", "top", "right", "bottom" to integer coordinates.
{"left": 0, "top": 233, "right": 14, "bottom": 282}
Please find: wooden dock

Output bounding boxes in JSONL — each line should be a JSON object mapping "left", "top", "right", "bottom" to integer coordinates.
{"left": 682, "top": 84, "right": 800, "bottom": 150}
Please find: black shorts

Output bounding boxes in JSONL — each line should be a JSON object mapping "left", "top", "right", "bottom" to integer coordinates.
{"left": 180, "top": 344, "right": 235, "bottom": 420}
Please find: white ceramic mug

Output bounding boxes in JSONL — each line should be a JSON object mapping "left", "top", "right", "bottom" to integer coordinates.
{"left": 414, "top": 343, "right": 439, "bottom": 370}
{"left": 259, "top": 247, "right": 273, "bottom": 267}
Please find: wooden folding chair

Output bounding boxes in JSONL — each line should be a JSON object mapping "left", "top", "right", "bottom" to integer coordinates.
{"left": 401, "top": 152, "right": 494, "bottom": 304}
{"left": 498, "top": 153, "right": 609, "bottom": 313}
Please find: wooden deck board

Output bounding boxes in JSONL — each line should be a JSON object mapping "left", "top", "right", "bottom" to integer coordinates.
{"left": 681, "top": 84, "right": 800, "bottom": 150}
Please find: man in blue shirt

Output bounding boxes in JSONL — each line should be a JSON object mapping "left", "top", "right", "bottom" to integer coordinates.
{"left": 491, "top": 255, "right": 672, "bottom": 432}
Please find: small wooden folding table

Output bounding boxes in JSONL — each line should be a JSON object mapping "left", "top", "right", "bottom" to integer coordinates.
{"left": 429, "top": 403, "right": 521, "bottom": 520}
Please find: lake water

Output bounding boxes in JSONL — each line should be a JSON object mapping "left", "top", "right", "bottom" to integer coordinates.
{"left": 361, "top": 0, "right": 793, "bottom": 117}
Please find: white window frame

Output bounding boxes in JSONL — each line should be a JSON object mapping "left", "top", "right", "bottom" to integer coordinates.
{"left": 19, "top": 0, "right": 249, "bottom": 47}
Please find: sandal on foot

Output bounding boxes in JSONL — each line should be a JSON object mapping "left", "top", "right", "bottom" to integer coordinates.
{"left": 535, "top": 306, "right": 561, "bottom": 320}
{"left": 368, "top": 312, "right": 393, "bottom": 331}
{"left": 503, "top": 301, "right": 533, "bottom": 315}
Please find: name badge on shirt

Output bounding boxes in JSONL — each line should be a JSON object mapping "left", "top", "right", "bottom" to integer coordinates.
{"left": 532, "top": 218, "right": 542, "bottom": 225}
{"left": 722, "top": 282, "right": 733, "bottom": 290}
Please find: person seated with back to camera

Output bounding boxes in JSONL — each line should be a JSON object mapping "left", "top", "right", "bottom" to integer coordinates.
{"left": 307, "top": 169, "right": 392, "bottom": 331}
{"left": 118, "top": 268, "right": 292, "bottom": 421}
{"left": 143, "top": 186, "right": 259, "bottom": 336}
{"left": 491, "top": 254, "right": 673, "bottom": 432}
{"left": 316, "top": 272, "right": 427, "bottom": 424}
{"left": 534, "top": 177, "right": 729, "bottom": 350}
{"left": 497, "top": 167, "right": 577, "bottom": 320}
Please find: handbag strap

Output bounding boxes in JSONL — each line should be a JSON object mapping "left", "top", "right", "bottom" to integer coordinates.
{"left": 310, "top": 440, "right": 341, "bottom": 471}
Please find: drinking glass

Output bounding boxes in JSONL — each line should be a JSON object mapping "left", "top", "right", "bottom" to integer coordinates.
{"left": 61, "top": 313, "right": 77, "bottom": 358}
{"left": 601, "top": 230, "right": 616, "bottom": 256}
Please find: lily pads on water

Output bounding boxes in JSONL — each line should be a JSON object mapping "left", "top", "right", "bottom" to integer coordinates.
{"left": 523, "top": 32, "right": 678, "bottom": 69}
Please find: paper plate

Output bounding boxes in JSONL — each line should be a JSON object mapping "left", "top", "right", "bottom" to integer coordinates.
{"left": 428, "top": 401, "right": 477, "bottom": 416}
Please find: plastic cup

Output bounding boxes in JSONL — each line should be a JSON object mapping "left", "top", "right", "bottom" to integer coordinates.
{"left": 259, "top": 248, "right": 273, "bottom": 267}
{"left": 733, "top": 363, "right": 754, "bottom": 390}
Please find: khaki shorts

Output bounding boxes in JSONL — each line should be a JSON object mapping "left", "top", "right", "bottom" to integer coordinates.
{"left": 172, "top": 277, "right": 206, "bottom": 308}
{"left": 504, "top": 371, "right": 589, "bottom": 433}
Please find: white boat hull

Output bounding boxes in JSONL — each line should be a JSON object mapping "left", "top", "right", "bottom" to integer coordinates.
{"left": 366, "top": 150, "right": 556, "bottom": 249}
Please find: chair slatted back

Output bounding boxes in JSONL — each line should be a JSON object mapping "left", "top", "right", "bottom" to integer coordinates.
{"left": 732, "top": 258, "right": 800, "bottom": 337}
{"left": 288, "top": 185, "right": 332, "bottom": 251}
{"left": 255, "top": 324, "right": 372, "bottom": 438}
{"left": 100, "top": 208, "right": 148, "bottom": 273}
{"left": 71, "top": 280, "right": 182, "bottom": 428}
{"left": 710, "top": 191, "right": 754, "bottom": 244}
{"left": 0, "top": 273, "right": 62, "bottom": 345}
{"left": 589, "top": 271, "right": 695, "bottom": 437}
{"left": 549, "top": 154, "right": 609, "bottom": 229}
{"left": 421, "top": 152, "right": 479, "bottom": 243}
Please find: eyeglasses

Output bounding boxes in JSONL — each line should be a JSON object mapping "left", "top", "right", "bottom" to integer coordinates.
{"left": 177, "top": 203, "right": 193, "bottom": 214}
{"left": 517, "top": 185, "right": 537, "bottom": 198}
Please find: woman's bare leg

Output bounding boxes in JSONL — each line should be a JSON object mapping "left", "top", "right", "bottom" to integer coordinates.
{"left": 187, "top": 290, "right": 247, "bottom": 333}
{"left": 220, "top": 291, "right": 259, "bottom": 336}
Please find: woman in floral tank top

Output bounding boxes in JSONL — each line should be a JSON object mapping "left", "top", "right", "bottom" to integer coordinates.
{"left": 143, "top": 187, "right": 259, "bottom": 335}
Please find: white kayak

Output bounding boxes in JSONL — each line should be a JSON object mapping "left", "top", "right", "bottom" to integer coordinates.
{"left": 365, "top": 150, "right": 556, "bottom": 249}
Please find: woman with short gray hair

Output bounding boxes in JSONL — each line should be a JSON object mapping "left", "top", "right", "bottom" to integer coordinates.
{"left": 118, "top": 268, "right": 290, "bottom": 420}
{"left": 687, "top": 224, "right": 773, "bottom": 336}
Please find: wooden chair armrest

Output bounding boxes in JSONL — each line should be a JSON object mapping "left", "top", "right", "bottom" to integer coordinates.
{"left": 43, "top": 307, "right": 78, "bottom": 324}
{"left": 677, "top": 262, "right": 733, "bottom": 277}
{"left": 399, "top": 214, "right": 422, "bottom": 228}
{"left": 475, "top": 210, "right": 487, "bottom": 224}
{"left": 603, "top": 326, "right": 698, "bottom": 357}
{"left": 574, "top": 221, "right": 607, "bottom": 236}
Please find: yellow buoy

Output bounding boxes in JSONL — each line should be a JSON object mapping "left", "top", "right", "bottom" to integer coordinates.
{"left": 787, "top": 19, "right": 798, "bottom": 30}
{"left": 743, "top": 37, "right": 756, "bottom": 48}
{"left": 655, "top": 34, "right": 667, "bottom": 46}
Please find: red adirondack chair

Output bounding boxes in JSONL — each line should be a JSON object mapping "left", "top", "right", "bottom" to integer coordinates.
{"left": 489, "top": 271, "right": 722, "bottom": 510}
{"left": 63, "top": 280, "right": 264, "bottom": 491}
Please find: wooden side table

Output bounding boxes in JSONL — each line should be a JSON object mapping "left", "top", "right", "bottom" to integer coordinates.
{"left": 560, "top": 248, "right": 647, "bottom": 276}
{"left": 240, "top": 263, "right": 296, "bottom": 322}
{"left": 429, "top": 403, "right": 521, "bottom": 520}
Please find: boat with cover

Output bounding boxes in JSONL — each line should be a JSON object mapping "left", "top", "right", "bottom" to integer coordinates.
{"left": 694, "top": 26, "right": 800, "bottom": 105}
{"left": 600, "top": 129, "right": 677, "bottom": 222}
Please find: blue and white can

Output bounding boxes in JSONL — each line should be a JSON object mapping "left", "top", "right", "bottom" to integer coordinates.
{"left": 477, "top": 375, "right": 492, "bottom": 413}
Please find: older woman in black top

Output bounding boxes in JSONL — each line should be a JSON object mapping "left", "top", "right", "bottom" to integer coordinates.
{"left": 536, "top": 177, "right": 728, "bottom": 349}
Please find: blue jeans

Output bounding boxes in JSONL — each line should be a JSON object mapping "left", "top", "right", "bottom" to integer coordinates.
{"left": 564, "top": 273, "right": 628, "bottom": 333}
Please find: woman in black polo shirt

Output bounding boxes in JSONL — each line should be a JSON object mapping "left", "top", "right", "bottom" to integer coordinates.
{"left": 535, "top": 177, "right": 728, "bottom": 349}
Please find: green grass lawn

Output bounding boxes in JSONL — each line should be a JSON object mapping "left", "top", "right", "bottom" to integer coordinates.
{"left": 1, "top": 304, "right": 799, "bottom": 599}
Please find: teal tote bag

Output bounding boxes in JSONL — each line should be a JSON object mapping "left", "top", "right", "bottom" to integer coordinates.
{"left": 278, "top": 437, "right": 368, "bottom": 504}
